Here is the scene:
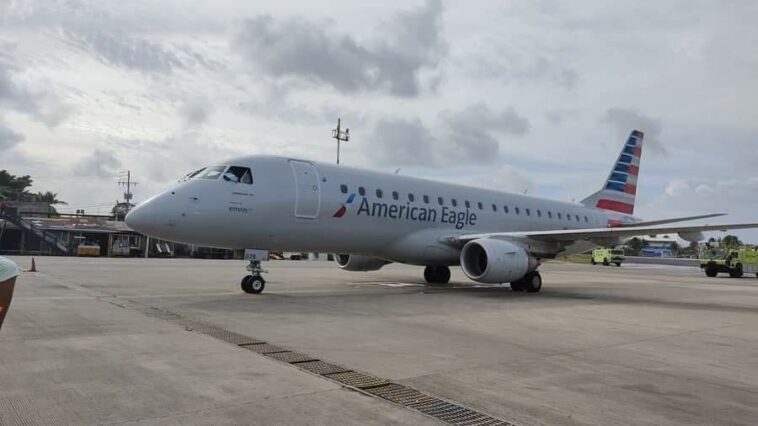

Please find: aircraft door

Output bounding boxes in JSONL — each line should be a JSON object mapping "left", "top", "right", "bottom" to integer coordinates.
{"left": 289, "top": 160, "right": 321, "bottom": 219}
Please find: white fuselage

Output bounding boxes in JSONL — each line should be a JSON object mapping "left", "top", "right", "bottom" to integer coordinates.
{"left": 126, "top": 155, "right": 637, "bottom": 265}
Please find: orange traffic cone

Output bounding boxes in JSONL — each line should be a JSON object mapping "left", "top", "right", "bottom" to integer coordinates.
{"left": 29, "top": 257, "right": 37, "bottom": 272}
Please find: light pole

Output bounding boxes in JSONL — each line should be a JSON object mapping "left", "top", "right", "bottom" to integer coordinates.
{"left": 332, "top": 118, "right": 349, "bottom": 164}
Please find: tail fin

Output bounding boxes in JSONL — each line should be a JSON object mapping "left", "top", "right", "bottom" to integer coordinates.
{"left": 581, "top": 130, "right": 644, "bottom": 215}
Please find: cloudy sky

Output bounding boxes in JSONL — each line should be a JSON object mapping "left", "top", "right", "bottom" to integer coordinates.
{"left": 1, "top": 0, "right": 757, "bottom": 239}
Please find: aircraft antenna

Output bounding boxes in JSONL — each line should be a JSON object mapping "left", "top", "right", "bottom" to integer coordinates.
{"left": 332, "top": 118, "right": 350, "bottom": 164}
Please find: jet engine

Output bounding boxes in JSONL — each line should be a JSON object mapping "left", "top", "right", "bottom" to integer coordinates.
{"left": 460, "top": 239, "right": 538, "bottom": 283}
{"left": 678, "top": 231, "right": 705, "bottom": 242}
{"left": 335, "top": 254, "right": 391, "bottom": 271}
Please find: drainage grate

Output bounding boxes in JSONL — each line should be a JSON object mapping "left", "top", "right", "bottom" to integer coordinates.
{"left": 239, "top": 343, "right": 288, "bottom": 354}
{"left": 189, "top": 326, "right": 265, "bottom": 346}
{"left": 366, "top": 383, "right": 435, "bottom": 406}
{"left": 103, "top": 298, "right": 515, "bottom": 425}
{"left": 265, "top": 351, "right": 319, "bottom": 364}
{"left": 324, "top": 371, "right": 390, "bottom": 389}
{"left": 410, "top": 399, "right": 509, "bottom": 426}
{"left": 296, "top": 361, "right": 352, "bottom": 375}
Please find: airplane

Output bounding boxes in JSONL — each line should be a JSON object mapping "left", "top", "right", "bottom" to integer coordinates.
{"left": 125, "top": 130, "right": 758, "bottom": 294}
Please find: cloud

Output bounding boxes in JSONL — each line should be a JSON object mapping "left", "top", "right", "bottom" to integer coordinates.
{"left": 72, "top": 149, "right": 122, "bottom": 178}
{"left": 180, "top": 98, "right": 214, "bottom": 127}
{"left": 63, "top": 27, "right": 185, "bottom": 74}
{"left": 232, "top": 0, "right": 445, "bottom": 97}
{"left": 0, "top": 56, "right": 71, "bottom": 126}
{"left": 601, "top": 108, "right": 666, "bottom": 155}
{"left": 367, "top": 103, "right": 530, "bottom": 166}
{"left": 0, "top": 122, "right": 24, "bottom": 150}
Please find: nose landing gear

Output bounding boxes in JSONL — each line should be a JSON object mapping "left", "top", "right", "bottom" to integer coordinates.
{"left": 241, "top": 254, "right": 268, "bottom": 294}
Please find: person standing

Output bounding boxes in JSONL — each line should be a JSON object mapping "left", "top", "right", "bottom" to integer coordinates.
{"left": 0, "top": 256, "right": 20, "bottom": 330}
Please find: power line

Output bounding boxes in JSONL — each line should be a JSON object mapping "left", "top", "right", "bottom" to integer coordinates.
{"left": 117, "top": 171, "right": 138, "bottom": 213}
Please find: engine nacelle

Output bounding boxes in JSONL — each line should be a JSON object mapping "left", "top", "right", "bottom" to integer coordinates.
{"left": 335, "top": 254, "right": 390, "bottom": 272}
{"left": 460, "top": 239, "right": 538, "bottom": 283}
{"left": 679, "top": 231, "right": 705, "bottom": 242}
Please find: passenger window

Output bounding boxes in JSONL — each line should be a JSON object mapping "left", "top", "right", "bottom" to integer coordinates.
{"left": 575, "top": 214, "right": 580, "bottom": 222}
{"left": 478, "top": 202, "right": 483, "bottom": 210}
{"left": 585, "top": 216, "right": 589, "bottom": 223}
{"left": 515, "top": 207, "right": 520, "bottom": 215}
{"left": 359, "top": 187, "right": 366, "bottom": 196}
{"left": 199, "top": 165, "right": 226, "bottom": 180}
{"left": 504, "top": 205, "right": 509, "bottom": 213}
{"left": 340, "top": 184, "right": 348, "bottom": 194}
{"left": 566, "top": 213, "right": 571, "bottom": 221}
{"left": 526, "top": 208, "right": 531, "bottom": 216}
{"left": 408, "top": 193, "right": 415, "bottom": 202}
{"left": 548, "top": 211, "right": 553, "bottom": 219}
{"left": 438, "top": 197, "right": 444, "bottom": 206}
{"left": 537, "top": 210, "right": 542, "bottom": 217}
{"left": 465, "top": 201, "right": 471, "bottom": 208}
{"left": 423, "top": 195, "right": 430, "bottom": 204}
{"left": 492, "top": 204, "right": 497, "bottom": 212}
{"left": 452, "top": 199, "right": 458, "bottom": 207}
{"left": 557, "top": 212, "right": 562, "bottom": 219}
{"left": 392, "top": 191, "right": 399, "bottom": 200}
{"left": 376, "top": 189, "right": 383, "bottom": 198}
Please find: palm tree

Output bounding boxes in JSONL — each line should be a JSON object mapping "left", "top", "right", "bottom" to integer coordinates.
{"left": 35, "top": 191, "right": 67, "bottom": 215}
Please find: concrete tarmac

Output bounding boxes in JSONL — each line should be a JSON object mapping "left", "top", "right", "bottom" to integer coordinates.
{"left": 2, "top": 257, "right": 758, "bottom": 425}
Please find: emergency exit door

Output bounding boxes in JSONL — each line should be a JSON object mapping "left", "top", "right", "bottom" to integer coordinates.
{"left": 289, "top": 160, "right": 321, "bottom": 219}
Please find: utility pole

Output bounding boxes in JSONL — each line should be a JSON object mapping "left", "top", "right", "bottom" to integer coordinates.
{"left": 332, "top": 118, "right": 350, "bottom": 164}
{"left": 118, "top": 171, "right": 138, "bottom": 214}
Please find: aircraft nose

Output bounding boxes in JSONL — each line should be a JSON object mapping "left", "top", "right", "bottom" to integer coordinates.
{"left": 125, "top": 204, "right": 152, "bottom": 235}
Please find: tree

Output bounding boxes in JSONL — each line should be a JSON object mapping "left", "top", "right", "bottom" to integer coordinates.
{"left": 34, "top": 191, "right": 68, "bottom": 215}
{"left": 669, "top": 241, "right": 681, "bottom": 255}
{"left": 111, "top": 201, "right": 135, "bottom": 221}
{"left": 626, "top": 237, "right": 649, "bottom": 256}
{"left": 722, "top": 235, "right": 743, "bottom": 249}
{"left": 0, "top": 170, "right": 34, "bottom": 201}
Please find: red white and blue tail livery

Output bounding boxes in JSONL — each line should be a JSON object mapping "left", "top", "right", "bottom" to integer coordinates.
{"left": 582, "top": 130, "right": 643, "bottom": 215}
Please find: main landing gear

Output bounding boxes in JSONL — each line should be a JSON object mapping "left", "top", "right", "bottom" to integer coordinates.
{"left": 510, "top": 271, "right": 542, "bottom": 293}
{"left": 424, "top": 266, "right": 451, "bottom": 284}
{"left": 241, "top": 259, "right": 266, "bottom": 294}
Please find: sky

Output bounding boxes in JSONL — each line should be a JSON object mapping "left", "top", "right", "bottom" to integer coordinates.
{"left": 1, "top": 0, "right": 757, "bottom": 240}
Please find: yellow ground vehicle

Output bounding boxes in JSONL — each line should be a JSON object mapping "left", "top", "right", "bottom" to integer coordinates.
{"left": 76, "top": 243, "right": 101, "bottom": 257}
{"left": 700, "top": 249, "right": 758, "bottom": 278}
{"left": 591, "top": 248, "right": 624, "bottom": 266}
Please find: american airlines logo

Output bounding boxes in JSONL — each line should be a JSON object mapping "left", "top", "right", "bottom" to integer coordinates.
{"left": 333, "top": 193, "right": 357, "bottom": 217}
{"left": 334, "top": 194, "right": 478, "bottom": 229}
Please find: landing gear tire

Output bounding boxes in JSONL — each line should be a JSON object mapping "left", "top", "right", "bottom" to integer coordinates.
{"left": 522, "top": 271, "right": 542, "bottom": 293}
{"left": 603, "top": 258, "right": 609, "bottom": 266}
{"left": 615, "top": 262, "right": 622, "bottom": 267}
{"left": 241, "top": 275, "right": 266, "bottom": 294}
{"left": 424, "top": 266, "right": 451, "bottom": 284}
{"left": 705, "top": 267, "right": 718, "bottom": 278}
{"left": 590, "top": 258, "right": 596, "bottom": 265}
{"left": 510, "top": 280, "right": 525, "bottom": 292}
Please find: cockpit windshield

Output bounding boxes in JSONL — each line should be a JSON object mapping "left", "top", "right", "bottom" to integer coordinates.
{"left": 188, "top": 165, "right": 253, "bottom": 184}
{"left": 223, "top": 166, "right": 253, "bottom": 184}
{"left": 181, "top": 168, "right": 206, "bottom": 181}
{"left": 197, "top": 165, "right": 227, "bottom": 180}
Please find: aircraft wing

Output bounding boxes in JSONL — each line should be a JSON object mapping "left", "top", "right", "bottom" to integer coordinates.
{"left": 618, "top": 213, "right": 726, "bottom": 227}
{"left": 453, "top": 222, "right": 758, "bottom": 244}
